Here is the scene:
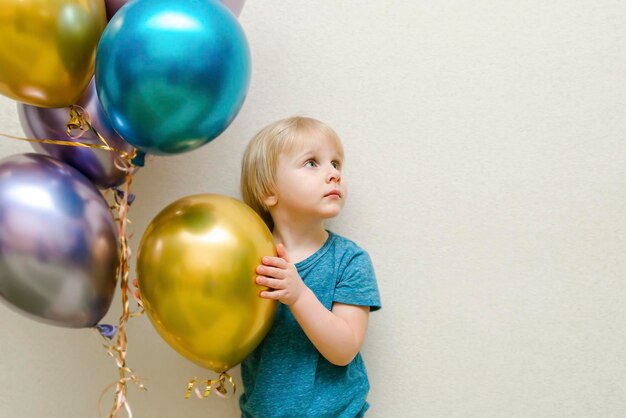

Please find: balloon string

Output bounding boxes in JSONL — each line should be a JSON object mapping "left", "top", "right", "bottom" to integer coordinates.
{"left": 92, "top": 165, "right": 146, "bottom": 418}
{"left": 0, "top": 105, "right": 135, "bottom": 164}
{"left": 94, "top": 327, "right": 148, "bottom": 418}
{"left": 98, "top": 164, "right": 147, "bottom": 418}
{"left": 185, "top": 372, "right": 236, "bottom": 400}
{"left": 68, "top": 105, "right": 115, "bottom": 153}
{"left": 67, "top": 105, "right": 145, "bottom": 417}
{"left": 68, "top": 105, "right": 147, "bottom": 168}
{"left": 96, "top": 375, "right": 146, "bottom": 418}
{"left": 0, "top": 132, "right": 134, "bottom": 159}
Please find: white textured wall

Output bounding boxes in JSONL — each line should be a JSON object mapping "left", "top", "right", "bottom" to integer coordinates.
{"left": 2, "top": 1, "right": 626, "bottom": 417}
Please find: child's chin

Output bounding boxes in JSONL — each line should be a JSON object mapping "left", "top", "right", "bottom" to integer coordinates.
{"left": 322, "top": 208, "right": 342, "bottom": 219}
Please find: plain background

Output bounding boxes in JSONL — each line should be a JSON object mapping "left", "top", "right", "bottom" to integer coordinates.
{"left": 1, "top": 1, "right": 626, "bottom": 417}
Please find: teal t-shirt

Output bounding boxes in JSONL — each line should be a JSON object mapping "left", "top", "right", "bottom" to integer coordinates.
{"left": 239, "top": 231, "right": 382, "bottom": 418}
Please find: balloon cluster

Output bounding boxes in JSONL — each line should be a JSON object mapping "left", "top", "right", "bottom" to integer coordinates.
{"left": 0, "top": 0, "right": 273, "bottom": 412}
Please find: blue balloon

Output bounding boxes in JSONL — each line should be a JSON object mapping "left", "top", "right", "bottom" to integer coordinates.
{"left": 95, "top": 0, "right": 251, "bottom": 155}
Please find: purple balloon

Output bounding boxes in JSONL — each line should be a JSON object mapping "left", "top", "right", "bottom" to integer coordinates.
{"left": 106, "top": 0, "right": 246, "bottom": 20}
{"left": 0, "top": 154, "right": 119, "bottom": 328}
{"left": 105, "top": 0, "right": 128, "bottom": 21}
{"left": 18, "top": 78, "right": 135, "bottom": 189}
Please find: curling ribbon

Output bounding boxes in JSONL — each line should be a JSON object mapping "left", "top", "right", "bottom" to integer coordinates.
{"left": 67, "top": 106, "right": 146, "bottom": 167}
{"left": 186, "top": 372, "right": 236, "bottom": 399}
{"left": 63, "top": 106, "right": 146, "bottom": 418}
{"left": 0, "top": 105, "right": 135, "bottom": 164}
{"left": 0, "top": 131, "right": 134, "bottom": 160}
{"left": 100, "top": 162, "right": 146, "bottom": 418}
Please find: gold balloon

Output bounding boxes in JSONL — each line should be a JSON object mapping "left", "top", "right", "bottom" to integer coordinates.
{"left": 137, "top": 194, "right": 277, "bottom": 373}
{"left": 0, "top": 0, "right": 106, "bottom": 107}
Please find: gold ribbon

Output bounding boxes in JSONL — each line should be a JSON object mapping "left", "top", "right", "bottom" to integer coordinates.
{"left": 186, "top": 372, "right": 236, "bottom": 399}
{"left": 0, "top": 132, "right": 132, "bottom": 157}
{"left": 95, "top": 326, "right": 147, "bottom": 418}
{"left": 98, "top": 164, "right": 146, "bottom": 418}
{"left": 66, "top": 104, "right": 91, "bottom": 136}
{"left": 0, "top": 105, "right": 136, "bottom": 164}
{"left": 61, "top": 105, "right": 146, "bottom": 418}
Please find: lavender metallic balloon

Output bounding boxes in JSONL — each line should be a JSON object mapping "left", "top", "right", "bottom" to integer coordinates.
{"left": 105, "top": 0, "right": 246, "bottom": 20}
{"left": 0, "top": 154, "right": 119, "bottom": 328}
{"left": 17, "top": 78, "right": 135, "bottom": 189}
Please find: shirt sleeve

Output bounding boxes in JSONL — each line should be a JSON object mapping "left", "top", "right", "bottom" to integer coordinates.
{"left": 333, "top": 249, "right": 381, "bottom": 311}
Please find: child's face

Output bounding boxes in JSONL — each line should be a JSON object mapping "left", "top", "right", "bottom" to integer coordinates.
{"left": 267, "top": 131, "right": 346, "bottom": 222}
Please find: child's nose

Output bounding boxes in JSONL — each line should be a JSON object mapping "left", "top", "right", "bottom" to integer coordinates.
{"left": 327, "top": 166, "right": 341, "bottom": 183}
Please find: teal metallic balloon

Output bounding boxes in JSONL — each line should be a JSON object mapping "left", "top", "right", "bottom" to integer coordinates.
{"left": 95, "top": 0, "right": 251, "bottom": 155}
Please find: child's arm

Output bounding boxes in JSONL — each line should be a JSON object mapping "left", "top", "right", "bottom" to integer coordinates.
{"left": 256, "top": 244, "right": 370, "bottom": 366}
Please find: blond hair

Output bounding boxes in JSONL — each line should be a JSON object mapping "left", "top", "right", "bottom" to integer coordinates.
{"left": 241, "top": 116, "right": 344, "bottom": 230}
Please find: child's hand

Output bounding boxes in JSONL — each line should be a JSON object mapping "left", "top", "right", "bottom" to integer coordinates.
{"left": 256, "top": 244, "right": 306, "bottom": 306}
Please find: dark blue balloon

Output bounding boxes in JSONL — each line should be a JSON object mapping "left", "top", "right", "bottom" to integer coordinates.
{"left": 96, "top": 0, "right": 251, "bottom": 155}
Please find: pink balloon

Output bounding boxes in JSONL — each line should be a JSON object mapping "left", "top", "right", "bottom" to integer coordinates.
{"left": 105, "top": 0, "right": 246, "bottom": 20}
{"left": 219, "top": 0, "right": 246, "bottom": 17}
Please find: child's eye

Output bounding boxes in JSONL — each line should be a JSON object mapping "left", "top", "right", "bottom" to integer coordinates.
{"left": 305, "top": 160, "right": 317, "bottom": 167}
{"left": 331, "top": 161, "right": 341, "bottom": 169}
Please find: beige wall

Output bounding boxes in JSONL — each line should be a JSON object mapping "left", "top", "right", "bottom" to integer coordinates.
{"left": 1, "top": 1, "right": 626, "bottom": 416}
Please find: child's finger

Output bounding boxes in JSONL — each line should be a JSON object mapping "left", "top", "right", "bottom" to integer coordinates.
{"left": 262, "top": 256, "right": 287, "bottom": 268}
{"left": 256, "top": 275, "right": 284, "bottom": 289}
{"left": 256, "top": 264, "right": 284, "bottom": 279}
{"left": 259, "top": 289, "right": 283, "bottom": 300}
{"left": 276, "top": 244, "right": 291, "bottom": 262}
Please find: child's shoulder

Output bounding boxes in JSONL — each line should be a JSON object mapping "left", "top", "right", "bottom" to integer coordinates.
{"left": 327, "top": 230, "right": 371, "bottom": 260}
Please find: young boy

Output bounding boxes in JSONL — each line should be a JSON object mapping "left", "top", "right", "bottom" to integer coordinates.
{"left": 239, "top": 116, "right": 381, "bottom": 417}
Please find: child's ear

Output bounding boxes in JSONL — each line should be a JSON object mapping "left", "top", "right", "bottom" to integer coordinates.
{"left": 263, "top": 194, "right": 277, "bottom": 208}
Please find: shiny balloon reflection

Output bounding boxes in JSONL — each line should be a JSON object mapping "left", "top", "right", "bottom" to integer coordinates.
{"left": 0, "top": 154, "right": 119, "bottom": 328}
{"left": 137, "top": 194, "right": 276, "bottom": 372}
{"left": 0, "top": 0, "right": 106, "bottom": 107}
{"left": 96, "top": 0, "right": 251, "bottom": 155}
